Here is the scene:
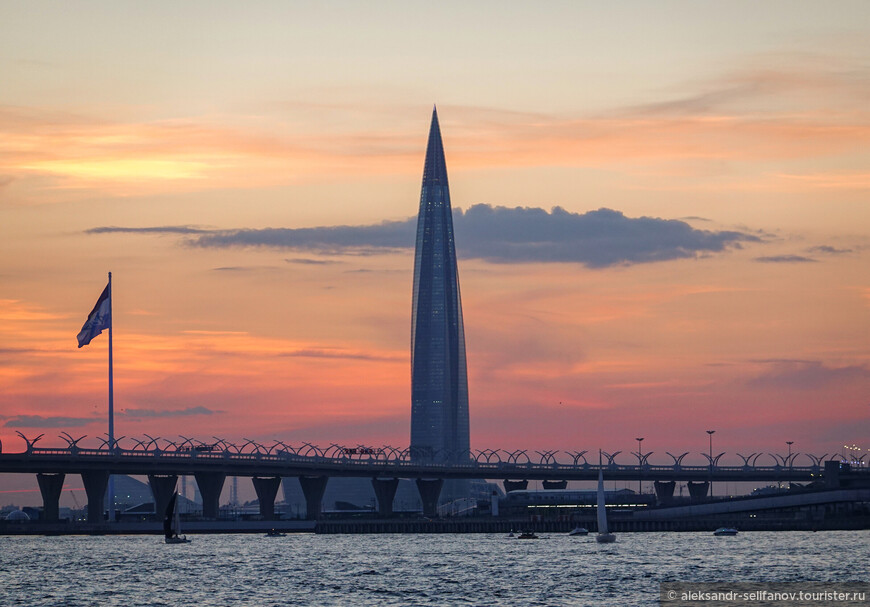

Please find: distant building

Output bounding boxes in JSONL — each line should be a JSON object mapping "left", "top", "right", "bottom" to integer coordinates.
{"left": 410, "top": 107, "right": 470, "bottom": 463}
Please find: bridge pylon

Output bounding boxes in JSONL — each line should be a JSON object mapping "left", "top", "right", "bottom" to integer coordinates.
{"left": 251, "top": 476, "right": 282, "bottom": 519}
{"left": 299, "top": 475, "right": 329, "bottom": 520}
{"left": 36, "top": 473, "right": 65, "bottom": 522}
{"left": 194, "top": 472, "right": 226, "bottom": 519}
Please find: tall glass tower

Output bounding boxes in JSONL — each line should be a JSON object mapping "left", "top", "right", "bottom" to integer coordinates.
{"left": 410, "top": 107, "right": 470, "bottom": 462}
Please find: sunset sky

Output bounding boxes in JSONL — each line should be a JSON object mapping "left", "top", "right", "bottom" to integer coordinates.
{"left": 1, "top": 2, "right": 868, "bottom": 504}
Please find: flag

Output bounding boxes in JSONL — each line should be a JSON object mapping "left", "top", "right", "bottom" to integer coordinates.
{"left": 77, "top": 283, "right": 111, "bottom": 348}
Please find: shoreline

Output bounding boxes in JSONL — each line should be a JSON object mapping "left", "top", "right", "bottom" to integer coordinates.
{"left": 1, "top": 516, "right": 867, "bottom": 535}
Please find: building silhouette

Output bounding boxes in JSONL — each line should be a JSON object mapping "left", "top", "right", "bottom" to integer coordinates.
{"left": 410, "top": 107, "right": 470, "bottom": 463}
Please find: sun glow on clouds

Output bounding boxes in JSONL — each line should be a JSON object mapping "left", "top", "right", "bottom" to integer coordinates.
{"left": 1, "top": 2, "right": 869, "bottom": 473}
{"left": 20, "top": 158, "right": 212, "bottom": 182}
{"left": 5, "top": 58, "right": 870, "bottom": 202}
{"left": 0, "top": 323, "right": 408, "bottom": 449}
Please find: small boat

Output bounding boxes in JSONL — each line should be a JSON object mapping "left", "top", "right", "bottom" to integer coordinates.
{"left": 595, "top": 462, "right": 616, "bottom": 544}
{"left": 713, "top": 527, "right": 738, "bottom": 536}
{"left": 517, "top": 531, "right": 538, "bottom": 539}
{"left": 265, "top": 529, "right": 287, "bottom": 537}
{"left": 164, "top": 492, "right": 191, "bottom": 544}
{"left": 568, "top": 526, "right": 589, "bottom": 536}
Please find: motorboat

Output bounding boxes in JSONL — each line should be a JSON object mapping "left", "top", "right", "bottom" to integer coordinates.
{"left": 266, "top": 529, "right": 287, "bottom": 537}
{"left": 517, "top": 531, "right": 538, "bottom": 539}
{"left": 164, "top": 491, "right": 191, "bottom": 544}
{"left": 713, "top": 527, "right": 738, "bottom": 536}
{"left": 595, "top": 462, "right": 616, "bottom": 544}
{"left": 568, "top": 526, "right": 589, "bottom": 536}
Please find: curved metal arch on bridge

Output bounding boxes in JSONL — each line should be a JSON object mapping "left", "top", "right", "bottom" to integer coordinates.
{"left": 701, "top": 452, "right": 726, "bottom": 467}
{"left": 323, "top": 444, "right": 345, "bottom": 459}
{"left": 770, "top": 452, "right": 800, "bottom": 468}
{"left": 298, "top": 442, "right": 325, "bottom": 458}
{"left": 666, "top": 452, "right": 690, "bottom": 468}
{"left": 269, "top": 440, "right": 295, "bottom": 456}
{"left": 634, "top": 450, "right": 654, "bottom": 466}
{"left": 505, "top": 450, "right": 531, "bottom": 465}
{"left": 763, "top": 452, "right": 787, "bottom": 468}
{"left": 177, "top": 435, "right": 197, "bottom": 452}
{"left": 535, "top": 450, "right": 560, "bottom": 465}
{"left": 16, "top": 431, "right": 45, "bottom": 453}
{"left": 475, "top": 449, "right": 502, "bottom": 464}
{"left": 737, "top": 453, "right": 761, "bottom": 468}
{"left": 567, "top": 451, "right": 589, "bottom": 466}
{"left": 59, "top": 433, "right": 87, "bottom": 452}
{"left": 94, "top": 433, "right": 119, "bottom": 451}
{"left": 372, "top": 446, "right": 397, "bottom": 461}
{"left": 132, "top": 435, "right": 160, "bottom": 452}
{"left": 601, "top": 450, "right": 622, "bottom": 467}
{"left": 210, "top": 437, "right": 236, "bottom": 453}
{"left": 239, "top": 439, "right": 267, "bottom": 455}
{"left": 804, "top": 453, "right": 829, "bottom": 467}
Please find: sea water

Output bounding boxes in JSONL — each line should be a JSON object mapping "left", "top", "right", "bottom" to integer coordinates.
{"left": 1, "top": 531, "right": 866, "bottom": 606}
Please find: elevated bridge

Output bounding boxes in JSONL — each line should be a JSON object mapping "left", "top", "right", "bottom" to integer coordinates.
{"left": 1, "top": 433, "right": 866, "bottom": 523}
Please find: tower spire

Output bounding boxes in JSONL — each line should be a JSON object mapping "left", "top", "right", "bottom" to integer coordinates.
{"left": 410, "top": 108, "right": 470, "bottom": 463}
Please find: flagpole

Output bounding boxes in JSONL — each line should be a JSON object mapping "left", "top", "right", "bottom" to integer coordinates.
{"left": 108, "top": 271, "right": 115, "bottom": 522}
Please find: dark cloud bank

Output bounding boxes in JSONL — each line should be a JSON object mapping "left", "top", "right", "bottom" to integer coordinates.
{"left": 3, "top": 415, "right": 97, "bottom": 428}
{"left": 90, "top": 204, "right": 761, "bottom": 268}
{"left": 120, "top": 406, "right": 220, "bottom": 418}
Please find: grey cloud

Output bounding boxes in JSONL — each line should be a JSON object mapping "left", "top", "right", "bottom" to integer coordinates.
{"left": 285, "top": 258, "right": 342, "bottom": 265}
{"left": 454, "top": 205, "right": 757, "bottom": 267}
{"left": 754, "top": 255, "right": 817, "bottom": 263}
{"left": 211, "top": 265, "right": 280, "bottom": 272}
{"left": 4, "top": 415, "right": 96, "bottom": 428}
{"left": 120, "top": 406, "right": 221, "bottom": 418}
{"left": 747, "top": 360, "right": 870, "bottom": 391}
{"left": 184, "top": 205, "right": 759, "bottom": 268}
{"left": 807, "top": 245, "right": 853, "bottom": 255}
{"left": 191, "top": 219, "right": 415, "bottom": 255}
{"left": 87, "top": 226, "right": 209, "bottom": 235}
{"left": 278, "top": 348, "right": 399, "bottom": 362}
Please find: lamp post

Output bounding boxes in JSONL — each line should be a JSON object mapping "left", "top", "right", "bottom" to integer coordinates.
{"left": 786, "top": 441, "right": 794, "bottom": 489}
{"left": 636, "top": 437, "right": 644, "bottom": 495}
{"left": 706, "top": 430, "right": 715, "bottom": 498}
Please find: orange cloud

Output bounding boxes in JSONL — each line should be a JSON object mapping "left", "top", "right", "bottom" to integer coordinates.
{"left": 4, "top": 58, "right": 869, "bottom": 199}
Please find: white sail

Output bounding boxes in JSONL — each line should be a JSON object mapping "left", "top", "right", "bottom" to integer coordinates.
{"left": 596, "top": 469, "right": 608, "bottom": 535}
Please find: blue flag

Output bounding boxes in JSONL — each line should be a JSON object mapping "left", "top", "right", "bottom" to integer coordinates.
{"left": 77, "top": 283, "right": 111, "bottom": 348}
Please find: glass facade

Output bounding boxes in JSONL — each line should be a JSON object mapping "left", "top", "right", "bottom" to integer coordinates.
{"left": 410, "top": 108, "right": 470, "bottom": 463}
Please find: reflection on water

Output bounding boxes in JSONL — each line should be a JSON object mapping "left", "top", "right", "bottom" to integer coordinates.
{"left": 2, "top": 531, "right": 867, "bottom": 606}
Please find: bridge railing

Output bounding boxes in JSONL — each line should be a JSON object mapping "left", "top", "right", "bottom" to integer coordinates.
{"left": 4, "top": 434, "right": 862, "bottom": 478}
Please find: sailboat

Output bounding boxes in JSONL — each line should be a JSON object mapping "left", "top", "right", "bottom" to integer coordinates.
{"left": 595, "top": 464, "right": 616, "bottom": 543}
{"left": 164, "top": 491, "right": 191, "bottom": 544}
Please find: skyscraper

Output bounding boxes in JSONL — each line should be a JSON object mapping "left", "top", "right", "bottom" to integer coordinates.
{"left": 410, "top": 107, "right": 470, "bottom": 462}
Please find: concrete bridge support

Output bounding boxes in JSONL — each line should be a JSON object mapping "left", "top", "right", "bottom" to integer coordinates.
{"left": 81, "top": 470, "right": 109, "bottom": 523}
{"left": 194, "top": 472, "right": 226, "bottom": 519}
{"left": 543, "top": 480, "right": 567, "bottom": 490}
{"left": 687, "top": 481, "right": 710, "bottom": 500}
{"left": 371, "top": 477, "right": 399, "bottom": 517}
{"left": 37, "top": 473, "right": 65, "bottom": 522}
{"left": 416, "top": 478, "right": 444, "bottom": 518}
{"left": 252, "top": 476, "right": 282, "bottom": 518}
{"left": 299, "top": 475, "right": 329, "bottom": 520}
{"left": 654, "top": 480, "right": 676, "bottom": 504}
{"left": 147, "top": 475, "right": 178, "bottom": 520}
{"left": 503, "top": 479, "right": 528, "bottom": 493}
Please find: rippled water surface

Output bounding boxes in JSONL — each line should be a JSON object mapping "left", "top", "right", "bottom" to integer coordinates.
{"left": 1, "top": 531, "right": 866, "bottom": 606}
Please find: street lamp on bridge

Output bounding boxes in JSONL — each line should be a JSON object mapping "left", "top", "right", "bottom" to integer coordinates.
{"left": 706, "top": 430, "right": 715, "bottom": 498}
{"left": 786, "top": 441, "right": 794, "bottom": 489}
{"left": 635, "top": 437, "right": 644, "bottom": 495}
